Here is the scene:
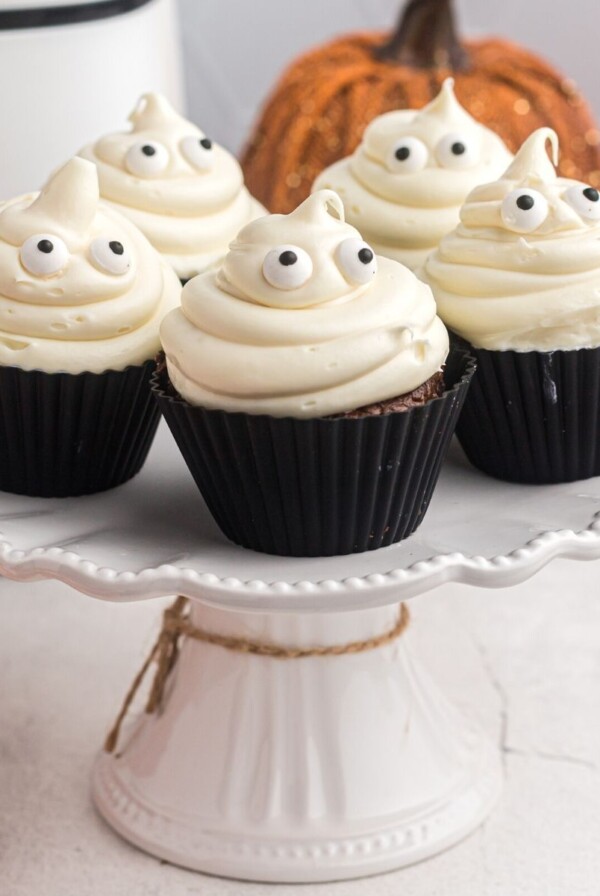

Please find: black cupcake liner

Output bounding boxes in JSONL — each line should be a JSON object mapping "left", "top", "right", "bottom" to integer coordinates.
{"left": 0, "top": 360, "right": 160, "bottom": 497}
{"left": 152, "top": 345, "right": 476, "bottom": 557}
{"left": 455, "top": 340, "right": 600, "bottom": 484}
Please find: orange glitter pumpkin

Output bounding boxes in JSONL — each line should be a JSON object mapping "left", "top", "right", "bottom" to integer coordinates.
{"left": 241, "top": 0, "right": 600, "bottom": 213}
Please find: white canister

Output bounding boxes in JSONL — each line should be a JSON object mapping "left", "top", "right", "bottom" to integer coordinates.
{"left": 0, "top": 0, "right": 185, "bottom": 197}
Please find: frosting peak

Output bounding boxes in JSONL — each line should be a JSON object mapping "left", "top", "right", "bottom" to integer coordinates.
{"left": 313, "top": 79, "right": 512, "bottom": 270}
{"left": 0, "top": 158, "right": 180, "bottom": 374}
{"left": 501, "top": 127, "right": 559, "bottom": 184}
{"left": 160, "top": 190, "right": 449, "bottom": 417}
{"left": 79, "top": 92, "right": 265, "bottom": 280}
{"left": 128, "top": 92, "right": 188, "bottom": 132}
{"left": 285, "top": 188, "right": 345, "bottom": 225}
{"left": 411, "top": 77, "right": 473, "bottom": 128}
{"left": 1, "top": 158, "right": 100, "bottom": 243}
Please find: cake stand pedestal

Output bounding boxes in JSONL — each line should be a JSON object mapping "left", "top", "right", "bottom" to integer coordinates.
{"left": 2, "top": 424, "right": 600, "bottom": 883}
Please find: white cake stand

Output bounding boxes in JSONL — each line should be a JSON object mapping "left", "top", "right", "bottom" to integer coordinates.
{"left": 2, "top": 422, "right": 600, "bottom": 884}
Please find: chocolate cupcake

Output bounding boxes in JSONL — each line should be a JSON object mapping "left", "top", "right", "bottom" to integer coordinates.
{"left": 79, "top": 93, "right": 265, "bottom": 283}
{"left": 0, "top": 158, "right": 180, "bottom": 497}
{"left": 423, "top": 128, "right": 600, "bottom": 484}
{"left": 313, "top": 79, "right": 512, "bottom": 272}
{"left": 154, "top": 190, "right": 475, "bottom": 556}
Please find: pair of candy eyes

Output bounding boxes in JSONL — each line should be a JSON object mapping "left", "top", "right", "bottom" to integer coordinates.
{"left": 263, "top": 239, "right": 376, "bottom": 290}
{"left": 501, "top": 184, "right": 600, "bottom": 232}
{"left": 126, "top": 136, "right": 213, "bottom": 177}
{"left": 386, "top": 133, "right": 477, "bottom": 173}
{"left": 20, "top": 235, "right": 131, "bottom": 277}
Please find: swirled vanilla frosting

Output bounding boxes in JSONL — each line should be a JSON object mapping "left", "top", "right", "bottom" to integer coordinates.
{"left": 423, "top": 128, "right": 600, "bottom": 351}
{"left": 79, "top": 93, "right": 265, "bottom": 280}
{"left": 160, "top": 190, "right": 449, "bottom": 418}
{"left": 0, "top": 157, "right": 180, "bottom": 374}
{"left": 313, "top": 79, "right": 512, "bottom": 271}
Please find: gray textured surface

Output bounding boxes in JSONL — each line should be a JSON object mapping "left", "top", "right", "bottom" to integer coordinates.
{"left": 2, "top": 559, "right": 600, "bottom": 894}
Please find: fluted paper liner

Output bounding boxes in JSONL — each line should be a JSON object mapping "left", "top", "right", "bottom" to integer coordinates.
{"left": 455, "top": 342, "right": 600, "bottom": 484}
{"left": 152, "top": 346, "right": 475, "bottom": 557}
{"left": 0, "top": 360, "right": 159, "bottom": 497}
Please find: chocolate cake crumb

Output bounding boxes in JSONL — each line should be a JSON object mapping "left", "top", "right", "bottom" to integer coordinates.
{"left": 332, "top": 371, "right": 444, "bottom": 419}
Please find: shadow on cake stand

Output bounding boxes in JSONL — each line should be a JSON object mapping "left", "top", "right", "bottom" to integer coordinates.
{"left": 2, "top": 424, "right": 600, "bottom": 883}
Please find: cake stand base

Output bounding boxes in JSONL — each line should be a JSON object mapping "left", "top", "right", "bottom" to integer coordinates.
{"left": 92, "top": 599, "right": 501, "bottom": 883}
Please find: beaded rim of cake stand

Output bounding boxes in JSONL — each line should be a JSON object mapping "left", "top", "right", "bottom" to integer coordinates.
{"left": 1, "top": 513, "right": 600, "bottom": 610}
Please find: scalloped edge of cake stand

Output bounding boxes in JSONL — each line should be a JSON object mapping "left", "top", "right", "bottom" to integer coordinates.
{"left": 2, "top": 514, "right": 600, "bottom": 611}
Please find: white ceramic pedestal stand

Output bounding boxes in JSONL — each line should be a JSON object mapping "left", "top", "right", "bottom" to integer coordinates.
{"left": 2, "top": 425, "right": 600, "bottom": 883}
{"left": 94, "top": 600, "right": 500, "bottom": 884}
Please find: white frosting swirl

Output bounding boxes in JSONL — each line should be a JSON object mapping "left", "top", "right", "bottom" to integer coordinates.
{"left": 0, "top": 158, "right": 180, "bottom": 374}
{"left": 79, "top": 93, "right": 265, "bottom": 280}
{"left": 313, "top": 79, "right": 512, "bottom": 271}
{"left": 423, "top": 128, "right": 600, "bottom": 351}
{"left": 160, "top": 190, "right": 448, "bottom": 418}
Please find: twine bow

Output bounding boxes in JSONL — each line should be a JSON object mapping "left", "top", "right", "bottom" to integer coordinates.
{"left": 104, "top": 596, "right": 410, "bottom": 755}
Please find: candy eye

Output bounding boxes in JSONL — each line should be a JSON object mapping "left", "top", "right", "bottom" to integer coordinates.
{"left": 386, "top": 137, "right": 428, "bottom": 174}
{"left": 20, "top": 234, "right": 69, "bottom": 276}
{"left": 336, "top": 238, "right": 377, "bottom": 285}
{"left": 435, "top": 133, "right": 478, "bottom": 170}
{"left": 262, "top": 245, "right": 313, "bottom": 290}
{"left": 501, "top": 189, "right": 549, "bottom": 233}
{"left": 564, "top": 184, "right": 600, "bottom": 221}
{"left": 125, "top": 140, "right": 169, "bottom": 177}
{"left": 180, "top": 135, "right": 215, "bottom": 171}
{"left": 90, "top": 238, "right": 132, "bottom": 275}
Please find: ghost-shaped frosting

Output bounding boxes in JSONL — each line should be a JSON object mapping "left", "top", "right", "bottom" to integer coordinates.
{"left": 423, "top": 127, "right": 600, "bottom": 351}
{"left": 79, "top": 93, "right": 265, "bottom": 280}
{"left": 0, "top": 157, "right": 180, "bottom": 373}
{"left": 160, "top": 190, "right": 448, "bottom": 418}
{"left": 313, "top": 79, "right": 512, "bottom": 271}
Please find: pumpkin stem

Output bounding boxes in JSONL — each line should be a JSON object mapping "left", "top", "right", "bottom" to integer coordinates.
{"left": 374, "top": 0, "right": 469, "bottom": 70}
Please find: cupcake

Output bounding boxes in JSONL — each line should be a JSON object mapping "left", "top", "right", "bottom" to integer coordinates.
{"left": 423, "top": 127, "right": 600, "bottom": 484}
{"left": 0, "top": 157, "right": 180, "bottom": 497}
{"left": 154, "top": 190, "right": 475, "bottom": 556}
{"left": 79, "top": 93, "right": 265, "bottom": 283}
{"left": 313, "top": 79, "right": 512, "bottom": 271}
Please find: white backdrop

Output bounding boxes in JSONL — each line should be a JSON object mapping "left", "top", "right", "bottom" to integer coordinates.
{"left": 177, "top": 0, "right": 600, "bottom": 155}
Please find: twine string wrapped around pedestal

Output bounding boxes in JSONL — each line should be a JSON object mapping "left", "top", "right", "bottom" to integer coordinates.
{"left": 105, "top": 595, "right": 410, "bottom": 755}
